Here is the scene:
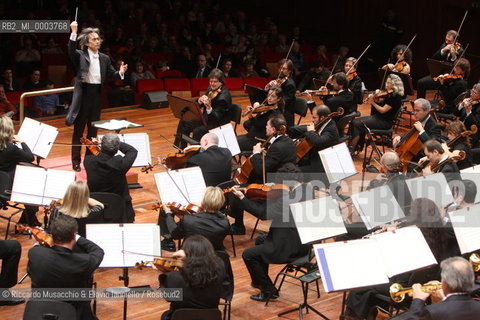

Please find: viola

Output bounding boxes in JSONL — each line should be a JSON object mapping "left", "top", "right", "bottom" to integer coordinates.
{"left": 162, "top": 145, "right": 201, "bottom": 170}
{"left": 16, "top": 225, "right": 54, "bottom": 247}
{"left": 135, "top": 257, "right": 183, "bottom": 273}
{"left": 364, "top": 89, "right": 394, "bottom": 104}
{"left": 165, "top": 201, "right": 202, "bottom": 216}
{"left": 243, "top": 103, "right": 277, "bottom": 117}
{"left": 224, "top": 184, "right": 289, "bottom": 201}
{"left": 80, "top": 137, "right": 100, "bottom": 156}
{"left": 433, "top": 74, "right": 463, "bottom": 82}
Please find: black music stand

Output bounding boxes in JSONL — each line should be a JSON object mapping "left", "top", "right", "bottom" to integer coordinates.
{"left": 426, "top": 58, "right": 453, "bottom": 78}
{"left": 167, "top": 94, "right": 207, "bottom": 126}
{"left": 245, "top": 84, "right": 267, "bottom": 105}
{"left": 361, "top": 122, "right": 383, "bottom": 191}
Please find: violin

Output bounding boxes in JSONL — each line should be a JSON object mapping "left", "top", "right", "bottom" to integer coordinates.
{"left": 414, "top": 150, "right": 466, "bottom": 174}
{"left": 395, "top": 61, "right": 408, "bottom": 73}
{"left": 162, "top": 145, "right": 201, "bottom": 170}
{"left": 224, "top": 184, "right": 289, "bottom": 201}
{"left": 166, "top": 201, "right": 202, "bottom": 216}
{"left": 80, "top": 137, "right": 100, "bottom": 156}
{"left": 207, "top": 87, "right": 221, "bottom": 101}
{"left": 433, "top": 74, "right": 463, "bottom": 82}
{"left": 243, "top": 103, "right": 277, "bottom": 117}
{"left": 151, "top": 201, "right": 163, "bottom": 211}
{"left": 298, "top": 88, "right": 338, "bottom": 97}
{"left": 16, "top": 225, "right": 54, "bottom": 247}
{"left": 135, "top": 257, "right": 183, "bottom": 273}
{"left": 347, "top": 72, "right": 357, "bottom": 81}
{"left": 447, "top": 125, "right": 477, "bottom": 148}
{"left": 363, "top": 89, "right": 394, "bottom": 104}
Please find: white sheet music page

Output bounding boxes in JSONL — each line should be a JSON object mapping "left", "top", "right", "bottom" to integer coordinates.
{"left": 17, "top": 117, "right": 58, "bottom": 158}
{"left": 123, "top": 224, "right": 161, "bottom": 267}
{"left": 34, "top": 123, "right": 58, "bottom": 159}
{"left": 319, "top": 142, "right": 357, "bottom": 184}
{"left": 94, "top": 119, "right": 141, "bottom": 131}
{"left": 154, "top": 167, "right": 205, "bottom": 205}
{"left": 120, "top": 133, "right": 151, "bottom": 167}
{"left": 460, "top": 165, "right": 480, "bottom": 203}
{"left": 11, "top": 165, "right": 46, "bottom": 205}
{"left": 86, "top": 224, "right": 126, "bottom": 267}
{"left": 42, "top": 169, "right": 76, "bottom": 205}
{"left": 181, "top": 167, "right": 207, "bottom": 204}
{"left": 209, "top": 123, "right": 240, "bottom": 156}
{"left": 371, "top": 226, "right": 437, "bottom": 277}
{"left": 314, "top": 240, "right": 389, "bottom": 292}
{"left": 405, "top": 173, "right": 454, "bottom": 207}
{"left": 290, "top": 196, "right": 347, "bottom": 244}
{"left": 449, "top": 204, "right": 480, "bottom": 254}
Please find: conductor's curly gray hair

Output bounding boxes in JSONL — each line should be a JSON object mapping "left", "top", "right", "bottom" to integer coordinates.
{"left": 77, "top": 27, "right": 102, "bottom": 50}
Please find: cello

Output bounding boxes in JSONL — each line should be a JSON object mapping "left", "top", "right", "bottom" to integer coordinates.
{"left": 295, "top": 107, "right": 344, "bottom": 162}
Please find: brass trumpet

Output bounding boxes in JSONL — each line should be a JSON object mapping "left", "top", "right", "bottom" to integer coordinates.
{"left": 389, "top": 281, "right": 442, "bottom": 303}
{"left": 470, "top": 253, "right": 480, "bottom": 272}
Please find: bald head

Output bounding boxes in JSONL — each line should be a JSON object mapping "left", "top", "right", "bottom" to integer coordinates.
{"left": 381, "top": 152, "right": 401, "bottom": 172}
{"left": 200, "top": 132, "right": 219, "bottom": 149}
{"left": 441, "top": 257, "right": 475, "bottom": 294}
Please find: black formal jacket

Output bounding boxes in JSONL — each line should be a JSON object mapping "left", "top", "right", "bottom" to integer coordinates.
{"left": 301, "top": 120, "right": 339, "bottom": 172}
{"left": 462, "top": 105, "right": 480, "bottom": 148}
{"left": 84, "top": 142, "right": 138, "bottom": 201}
{"left": 325, "top": 90, "right": 356, "bottom": 117}
{"left": 189, "top": 65, "right": 212, "bottom": 79}
{"left": 187, "top": 145, "right": 232, "bottom": 187}
{"left": 28, "top": 237, "right": 104, "bottom": 320}
{"left": 436, "top": 159, "right": 461, "bottom": 183}
{"left": 240, "top": 184, "right": 312, "bottom": 264}
{"left": 166, "top": 211, "right": 230, "bottom": 251}
{"left": 250, "top": 135, "right": 296, "bottom": 182}
{"left": 349, "top": 74, "right": 363, "bottom": 105}
{"left": 281, "top": 78, "right": 297, "bottom": 114}
{"left": 432, "top": 43, "right": 464, "bottom": 63}
{"left": 67, "top": 38, "right": 121, "bottom": 125}
{"left": 243, "top": 109, "right": 282, "bottom": 140}
{"left": 451, "top": 142, "right": 474, "bottom": 170}
{"left": 439, "top": 78, "right": 468, "bottom": 113}
{"left": 408, "top": 294, "right": 480, "bottom": 320}
{"left": 0, "top": 142, "right": 34, "bottom": 186}
{"left": 201, "top": 86, "right": 232, "bottom": 128}
{"left": 419, "top": 116, "right": 443, "bottom": 143}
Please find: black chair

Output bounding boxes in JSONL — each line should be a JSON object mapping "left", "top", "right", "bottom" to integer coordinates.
{"left": 216, "top": 250, "right": 234, "bottom": 320}
{"left": 215, "top": 180, "right": 237, "bottom": 257}
{"left": 23, "top": 300, "right": 76, "bottom": 320}
{"left": 170, "top": 308, "right": 222, "bottom": 320}
{"left": 90, "top": 192, "right": 126, "bottom": 223}
{"left": 229, "top": 103, "right": 242, "bottom": 133}
{"left": 0, "top": 171, "right": 25, "bottom": 239}
{"left": 294, "top": 97, "right": 309, "bottom": 125}
{"left": 337, "top": 111, "right": 360, "bottom": 139}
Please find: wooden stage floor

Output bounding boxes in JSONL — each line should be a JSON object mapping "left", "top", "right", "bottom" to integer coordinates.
{"left": 0, "top": 94, "right": 403, "bottom": 319}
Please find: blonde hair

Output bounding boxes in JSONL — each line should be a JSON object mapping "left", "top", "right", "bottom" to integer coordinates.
{"left": 0, "top": 116, "right": 15, "bottom": 150}
{"left": 201, "top": 187, "right": 225, "bottom": 213}
{"left": 388, "top": 74, "right": 405, "bottom": 96}
{"left": 59, "top": 181, "right": 91, "bottom": 218}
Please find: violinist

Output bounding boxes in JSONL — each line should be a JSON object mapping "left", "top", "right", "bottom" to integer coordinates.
{"left": 48, "top": 181, "right": 104, "bottom": 237}
{"left": 174, "top": 69, "right": 232, "bottom": 148}
{"left": 237, "top": 87, "right": 283, "bottom": 151}
{"left": 444, "top": 121, "right": 474, "bottom": 170}
{"left": 349, "top": 74, "right": 404, "bottom": 154}
{"left": 0, "top": 240, "right": 24, "bottom": 306}
{"left": 233, "top": 164, "right": 311, "bottom": 302}
{"left": 418, "top": 139, "right": 461, "bottom": 183}
{"left": 436, "top": 58, "right": 469, "bottom": 115}
{"left": 0, "top": 116, "right": 41, "bottom": 227}
{"left": 84, "top": 133, "right": 137, "bottom": 222}
{"left": 265, "top": 59, "right": 296, "bottom": 126}
{"left": 344, "top": 57, "right": 364, "bottom": 105}
{"left": 159, "top": 235, "right": 226, "bottom": 320}
{"left": 382, "top": 44, "right": 412, "bottom": 74}
{"left": 28, "top": 215, "right": 104, "bottom": 320}
{"left": 159, "top": 187, "right": 230, "bottom": 252}
{"left": 459, "top": 83, "right": 480, "bottom": 147}
{"left": 417, "top": 30, "right": 462, "bottom": 99}
{"left": 186, "top": 132, "right": 232, "bottom": 187}
{"left": 322, "top": 72, "right": 356, "bottom": 119}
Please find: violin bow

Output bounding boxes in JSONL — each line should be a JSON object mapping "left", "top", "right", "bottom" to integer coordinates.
{"left": 345, "top": 43, "right": 371, "bottom": 75}
{"left": 160, "top": 134, "right": 182, "bottom": 151}
{"left": 380, "top": 58, "right": 390, "bottom": 90}
{"left": 392, "top": 34, "right": 416, "bottom": 70}
{"left": 274, "top": 39, "right": 296, "bottom": 82}
{"left": 452, "top": 10, "right": 468, "bottom": 51}
{"left": 162, "top": 164, "right": 191, "bottom": 204}
{"left": 327, "top": 55, "right": 341, "bottom": 80}
{"left": 449, "top": 43, "right": 469, "bottom": 75}
{"left": 215, "top": 53, "right": 222, "bottom": 69}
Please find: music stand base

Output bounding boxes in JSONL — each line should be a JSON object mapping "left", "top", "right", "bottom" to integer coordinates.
{"left": 278, "top": 303, "right": 330, "bottom": 320}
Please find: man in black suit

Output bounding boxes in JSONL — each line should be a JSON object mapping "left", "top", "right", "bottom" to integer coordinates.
{"left": 174, "top": 69, "right": 232, "bottom": 148}
{"left": 84, "top": 133, "right": 138, "bottom": 222}
{"left": 419, "top": 139, "right": 461, "bottom": 183}
{"left": 187, "top": 132, "right": 232, "bottom": 187}
{"left": 189, "top": 54, "right": 212, "bottom": 78}
{"left": 232, "top": 163, "right": 312, "bottom": 301}
{"left": 265, "top": 59, "right": 296, "bottom": 127}
{"left": 67, "top": 21, "right": 127, "bottom": 172}
{"left": 324, "top": 72, "right": 356, "bottom": 120}
{"left": 28, "top": 215, "right": 104, "bottom": 320}
{"left": 0, "top": 240, "right": 24, "bottom": 306}
{"left": 459, "top": 83, "right": 480, "bottom": 147}
{"left": 408, "top": 256, "right": 480, "bottom": 319}
{"left": 417, "top": 30, "right": 463, "bottom": 99}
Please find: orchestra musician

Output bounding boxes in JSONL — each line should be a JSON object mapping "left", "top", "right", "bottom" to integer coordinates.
{"left": 48, "top": 181, "right": 104, "bottom": 238}
{"left": 231, "top": 163, "right": 311, "bottom": 302}
{"left": 0, "top": 240, "right": 24, "bottom": 306}
{"left": 84, "top": 133, "right": 138, "bottom": 222}
{"left": 296, "top": 61, "right": 330, "bottom": 92}
{"left": 416, "top": 30, "right": 462, "bottom": 99}
{"left": 174, "top": 69, "right": 232, "bottom": 148}
{"left": 418, "top": 139, "right": 461, "bottom": 183}
{"left": 159, "top": 187, "right": 230, "bottom": 252}
{"left": 265, "top": 59, "right": 296, "bottom": 127}
{"left": 159, "top": 234, "right": 226, "bottom": 320}
{"left": 322, "top": 72, "right": 356, "bottom": 119}
{"left": 436, "top": 58, "right": 470, "bottom": 115}
{"left": 186, "top": 133, "right": 232, "bottom": 187}
{"left": 0, "top": 116, "right": 41, "bottom": 227}
{"left": 450, "top": 179, "right": 477, "bottom": 211}
{"left": 28, "top": 215, "right": 104, "bottom": 320}
{"left": 408, "top": 256, "right": 480, "bottom": 320}
{"left": 237, "top": 87, "right": 283, "bottom": 151}
{"left": 67, "top": 21, "right": 127, "bottom": 172}
{"left": 382, "top": 44, "right": 412, "bottom": 74}
{"left": 458, "top": 83, "right": 480, "bottom": 147}
{"left": 349, "top": 74, "right": 404, "bottom": 154}
{"left": 444, "top": 121, "right": 474, "bottom": 170}
{"left": 344, "top": 57, "right": 364, "bottom": 105}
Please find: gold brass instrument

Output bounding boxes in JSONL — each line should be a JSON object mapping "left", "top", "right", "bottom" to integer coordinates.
{"left": 470, "top": 253, "right": 480, "bottom": 272}
{"left": 389, "top": 281, "right": 442, "bottom": 303}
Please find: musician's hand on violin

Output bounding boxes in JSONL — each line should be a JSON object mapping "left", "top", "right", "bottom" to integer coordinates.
{"left": 198, "top": 95, "right": 208, "bottom": 105}
{"left": 418, "top": 156, "right": 428, "bottom": 165}
{"left": 392, "top": 135, "right": 401, "bottom": 148}
{"left": 266, "top": 80, "right": 277, "bottom": 88}
{"left": 412, "top": 283, "right": 431, "bottom": 301}
{"left": 413, "top": 121, "right": 424, "bottom": 132}
{"left": 306, "top": 124, "right": 315, "bottom": 132}
{"left": 172, "top": 249, "right": 186, "bottom": 260}
{"left": 253, "top": 142, "right": 262, "bottom": 154}
{"left": 231, "top": 186, "right": 245, "bottom": 200}
{"left": 422, "top": 165, "right": 433, "bottom": 175}
{"left": 463, "top": 99, "right": 473, "bottom": 113}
